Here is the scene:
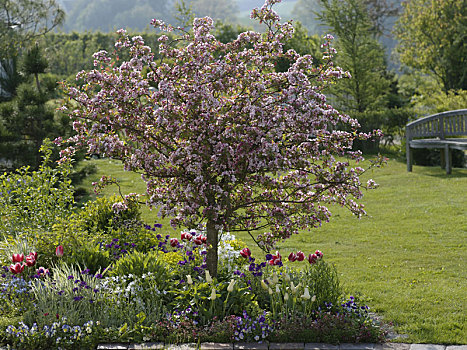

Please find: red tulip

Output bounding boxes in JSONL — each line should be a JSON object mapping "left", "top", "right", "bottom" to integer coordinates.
{"left": 193, "top": 236, "right": 203, "bottom": 245}
{"left": 296, "top": 251, "right": 305, "bottom": 261}
{"left": 181, "top": 232, "right": 192, "bottom": 241}
{"left": 56, "top": 245, "right": 64, "bottom": 257}
{"left": 315, "top": 250, "right": 323, "bottom": 259}
{"left": 308, "top": 253, "right": 318, "bottom": 264}
{"left": 28, "top": 252, "right": 38, "bottom": 260}
{"left": 288, "top": 252, "right": 297, "bottom": 262}
{"left": 12, "top": 254, "right": 24, "bottom": 263}
{"left": 25, "top": 256, "right": 36, "bottom": 267}
{"left": 201, "top": 236, "right": 207, "bottom": 244}
{"left": 9, "top": 263, "right": 24, "bottom": 274}
{"left": 240, "top": 247, "right": 251, "bottom": 258}
{"left": 170, "top": 238, "right": 179, "bottom": 247}
{"left": 269, "top": 251, "right": 282, "bottom": 265}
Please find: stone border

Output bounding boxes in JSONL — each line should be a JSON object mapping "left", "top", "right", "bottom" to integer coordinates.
{"left": 97, "top": 343, "right": 467, "bottom": 350}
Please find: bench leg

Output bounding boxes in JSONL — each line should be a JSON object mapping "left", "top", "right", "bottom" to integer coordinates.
{"left": 445, "top": 145, "right": 452, "bottom": 175}
{"left": 406, "top": 144, "right": 413, "bottom": 172}
{"left": 440, "top": 149, "right": 446, "bottom": 169}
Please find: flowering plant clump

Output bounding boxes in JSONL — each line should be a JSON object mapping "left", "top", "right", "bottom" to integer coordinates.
{"left": 59, "top": 0, "right": 384, "bottom": 277}
{"left": 0, "top": 225, "right": 386, "bottom": 348}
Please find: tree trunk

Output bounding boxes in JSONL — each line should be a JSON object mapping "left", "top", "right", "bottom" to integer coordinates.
{"left": 206, "top": 219, "right": 219, "bottom": 278}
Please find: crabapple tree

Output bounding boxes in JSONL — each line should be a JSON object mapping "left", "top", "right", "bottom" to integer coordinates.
{"left": 59, "top": 0, "right": 383, "bottom": 277}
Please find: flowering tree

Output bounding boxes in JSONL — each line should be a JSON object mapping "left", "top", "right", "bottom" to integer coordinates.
{"left": 60, "top": 0, "right": 383, "bottom": 276}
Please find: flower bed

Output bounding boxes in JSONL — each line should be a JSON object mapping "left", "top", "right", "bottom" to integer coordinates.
{"left": 0, "top": 225, "right": 386, "bottom": 349}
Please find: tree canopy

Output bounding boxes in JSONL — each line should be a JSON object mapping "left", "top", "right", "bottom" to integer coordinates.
{"left": 394, "top": 0, "right": 467, "bottom": 92}
{"left": 60, "top": 0, "right": 383, "bottom": 276}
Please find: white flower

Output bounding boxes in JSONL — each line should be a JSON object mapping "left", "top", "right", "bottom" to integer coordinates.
{"left": 209, "top": 288, "right": 217, "bottom": 300}
{"left": 205, "top": 270, "right": 213, "bottom": 283}
{"left": 272, "top": 273, "right": 279, "bottom": 285}
{"left": 284, "top": 292, "right": 289, "bottom": 301}
{"left": 268, "top": 287, "right": 273, "bottom": 295}
{"left": 227, "top": 279, "right": 236, "bottom": 292}
{"left": 275, "top": 284, "right": 281, "bottom": 294}
{"left": 261, "top": 280, "right": 269, "bottom": 290}
{"left": 301, "top": 287, "right": 311, "bottom": 300}
{"left": 187, "top": 275, "right": 193, "bottom": 285}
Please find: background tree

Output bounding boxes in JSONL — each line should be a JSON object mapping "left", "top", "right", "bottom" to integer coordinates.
{"left": 315, "top": 0, "right": 391, "bottom": 113}
{"left": 0, "top": 45, "right": 69, "bottom": 169}
{"left": 394, "top": 0, "right": 466, "bottom": 92}
{"left": 60, "top": 0, "right": 383, "bottom": 277}
{"left": 0, "top": 0, "right": 64, "bottom": 57}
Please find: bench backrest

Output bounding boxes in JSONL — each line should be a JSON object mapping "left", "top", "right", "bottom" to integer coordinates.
{"left": 406, "top": 109, "right": 467, "bottom": 140}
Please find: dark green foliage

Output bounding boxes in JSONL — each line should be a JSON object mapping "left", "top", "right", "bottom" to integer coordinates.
{"left": 22, "top": 44, "right": 48, "bottom": 76}
{"left": 0, "top": 45, "right": 71, "bottom": 169}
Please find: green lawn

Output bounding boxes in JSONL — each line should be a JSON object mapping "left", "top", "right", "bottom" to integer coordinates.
{"left": 76, "top": 157, "right": 467, "bottom": 344}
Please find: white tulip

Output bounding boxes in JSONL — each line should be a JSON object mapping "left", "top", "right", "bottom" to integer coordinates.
{"left": 227, "top": 279, "right": 236, "bottom": 292}
{"left": 301, "top": 287, "right": 311, "bottom": 300}
{"left": 209, "top": 288, "right": 216, "bottom": 300}
{"left": 186, "top": 275, "right": 193, "bottom": 285}
{"left": 205, "top": 270, "right": 213, "bottom": 283}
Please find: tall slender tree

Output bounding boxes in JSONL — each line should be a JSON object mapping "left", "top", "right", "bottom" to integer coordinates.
{"left": 314, "top": 0, "right": 390, "bottom": 113}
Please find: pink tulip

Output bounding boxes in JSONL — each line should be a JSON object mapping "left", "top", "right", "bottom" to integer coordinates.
{"left": 288, "top": 252, "right": 297, "bottom": 262}
{"left": 56, "top": 245, "right": 64, "bottom": 257}
{"left": 9, "top": 263, "right": 24, "bottom": 274}
{"left": 12, "top": 254, "right": 24, "bottom": 263}
{"left": 170, "top": 238, "right": 179, "bottom": 247}
{"left": 25, "top": 256, "right": 36, "bottom": 267}
{"left": 296, "top": 251, "right": 305, "bottom": 261}
{"left": 240, "top": 247, "right": 251, "bottom": 258}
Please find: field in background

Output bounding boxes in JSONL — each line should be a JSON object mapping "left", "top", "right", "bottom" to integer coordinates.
{"left": 76, "top": 157, "right": 467, "bottom": 344}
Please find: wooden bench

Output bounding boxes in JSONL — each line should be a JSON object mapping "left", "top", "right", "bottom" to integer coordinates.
{"left": 406, "top": 109, "right": 467, "bottom": 174}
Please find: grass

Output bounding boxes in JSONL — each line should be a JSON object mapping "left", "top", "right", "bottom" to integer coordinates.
{"left": 75, "top": 156, "right": 467, "bottom": 344}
